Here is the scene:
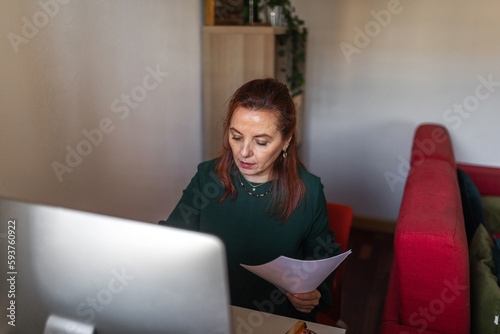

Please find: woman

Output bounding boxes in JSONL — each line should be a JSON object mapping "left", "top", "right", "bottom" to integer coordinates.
{"left": 159, "top": 78, "right": 340, "bottom": 321}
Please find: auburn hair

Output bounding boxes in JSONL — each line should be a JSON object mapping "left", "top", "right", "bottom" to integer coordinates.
{"left": 215, "top": 78, "right": 306, "bottom": 223}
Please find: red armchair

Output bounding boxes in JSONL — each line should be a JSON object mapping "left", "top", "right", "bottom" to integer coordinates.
{"left": 378, "top": 123, "right": 500, "bottom": 334}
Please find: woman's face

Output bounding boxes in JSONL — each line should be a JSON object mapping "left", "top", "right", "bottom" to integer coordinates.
{"left": 229, "top": 107, "right": 290, "bottom": 183}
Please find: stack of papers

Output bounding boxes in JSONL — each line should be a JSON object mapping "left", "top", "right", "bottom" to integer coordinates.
{"left": 241, "top": 250, "right": 352, "bottom": 293}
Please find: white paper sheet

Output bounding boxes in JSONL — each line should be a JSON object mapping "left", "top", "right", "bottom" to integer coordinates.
{"left": 240, "top": 250, "right": 352, "bottom": 294}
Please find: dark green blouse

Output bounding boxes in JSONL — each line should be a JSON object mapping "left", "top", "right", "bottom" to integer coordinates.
{"left": 159, "top": 159, "right": 340, "bottom": 320}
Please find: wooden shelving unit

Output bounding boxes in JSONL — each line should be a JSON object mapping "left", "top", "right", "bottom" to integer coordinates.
{"left": 202, "top": 25, "right": 303, "bottom": 160}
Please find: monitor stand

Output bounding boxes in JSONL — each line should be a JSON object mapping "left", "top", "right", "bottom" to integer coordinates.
{"left": 43, "top": 315, "right": 95, "bottom": 334}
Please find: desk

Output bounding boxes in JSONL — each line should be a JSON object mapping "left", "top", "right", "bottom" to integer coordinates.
{"left": 231, "top": 306, "right": 346, "bottom": 334}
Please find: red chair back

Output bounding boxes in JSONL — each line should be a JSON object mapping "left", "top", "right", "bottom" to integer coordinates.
{"left": 316, "top": 202, "right": 353, "bottom": 326}
{"left": 328, "top": 202, "right": 353, "bottom": 253}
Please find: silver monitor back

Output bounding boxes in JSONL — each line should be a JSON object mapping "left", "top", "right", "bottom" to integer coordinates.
{"left": 0, "top": 197, "right": 232, "bottom": 334}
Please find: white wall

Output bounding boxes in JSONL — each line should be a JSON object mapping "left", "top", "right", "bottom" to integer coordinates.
{"left": 2, "top": 0, "right": 499, "bottom": 225}
{"left": 293, "top": 0, "right": 500, "bottom": 221}
{"left": 0, "top": 0, "right": 202, "bottom": 223}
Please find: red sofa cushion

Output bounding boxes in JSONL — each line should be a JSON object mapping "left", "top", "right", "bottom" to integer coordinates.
{"left": 410, "top": 123, "right": 455, "bottom": 167}
{"left": 379, "top": 124, "right": 470, "bottom": 334}
{"left": 395, "top": 160, "right": 470, "bottom": 334}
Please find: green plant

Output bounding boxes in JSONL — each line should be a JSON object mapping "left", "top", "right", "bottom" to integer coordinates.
{"left": 261, "top": 0, "right": 307, "bottom": 96}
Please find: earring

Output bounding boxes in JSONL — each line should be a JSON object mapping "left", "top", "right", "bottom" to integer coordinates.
{"left": 282, "top": 150, "right": 288, "bottom": 159}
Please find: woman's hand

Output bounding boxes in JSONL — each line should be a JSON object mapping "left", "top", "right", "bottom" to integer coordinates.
{"left": 286, "top": 289, "right": 321, "bottom": 313}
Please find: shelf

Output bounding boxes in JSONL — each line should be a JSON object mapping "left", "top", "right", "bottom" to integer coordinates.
{"left": 202, "top": 25, "right": 287, "bottom": 35}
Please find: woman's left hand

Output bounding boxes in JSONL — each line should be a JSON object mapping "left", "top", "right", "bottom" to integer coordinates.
{"left": 286, "top": 289, "right": 321, "bottom": 313}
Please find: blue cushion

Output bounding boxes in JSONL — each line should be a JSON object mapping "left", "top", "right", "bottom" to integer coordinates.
{"left": 457, "top": 168, "right": 486, "bottom": 245}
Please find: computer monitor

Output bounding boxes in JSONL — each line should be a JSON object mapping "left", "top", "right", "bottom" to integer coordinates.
{"left": 0, "top": 197, "right": 232, "bottom": 334}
